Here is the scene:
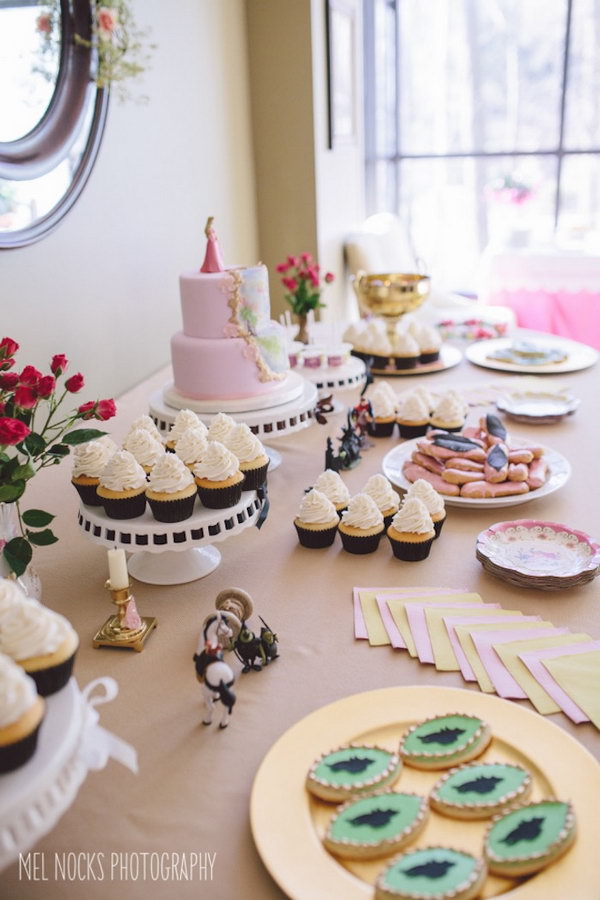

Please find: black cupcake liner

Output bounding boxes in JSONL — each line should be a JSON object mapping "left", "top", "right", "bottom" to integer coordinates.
{"left": 335, "top": 505, "right": 348, "bottom": 519}
{"left": 397, "top": 421, "right": 429, "bottom": 439}
{"left": 394, "top": 356, "right": 419, "bottom": 370}
{"left": 388, "top": 535, "right": 434, "bottom": 561}
{"left": 100, "top": 491, "right": 147, "bottom": 519}
{"left": 147, "top": 492, "right": 197, "bottom": 522}
{"left": 72, "top": 480, "right": 103, "bottom": 506}
{"left": 0, "top": 720, "right": 43, "bottom": 773}
{"left": 197, "top": 480, "right": 244, "bottom": 509}
{"left": 28, "top": 650, "right": 76, "bottom": 697}
{"left": 294, "top": 522, "right": 338, "bottom": 548}
{"left": 368, "top": 419, "right": 396, "bottom": 438}
{"left": 433, "top": 516, "right": 446, "bottom": 539}
{"left": 241, "top": 461, "right": 270, "bottom": 491}
{"left": 383, "top": 511, "right": 398, "bottom": 529}
{"left": 420, "top": 350, "right": 440, "bottom": 364}
{"left": 339, "top": 529, "right": 384, "bottom": 554}
{"left": 429, "top": 422, "right": 465, "bottom": 434}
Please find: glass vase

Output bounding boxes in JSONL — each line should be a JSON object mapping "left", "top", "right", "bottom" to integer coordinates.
{"left": 0, "top": 502, "right": 42, "bottom": 600}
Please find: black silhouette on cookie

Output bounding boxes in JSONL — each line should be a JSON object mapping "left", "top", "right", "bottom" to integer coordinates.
{"left": 500, "top": 817, "right": 545, "bottom": 845}
{"left": 455, "top": 775, "right": 503, "bottom": 795}
{"left": 348, "top": 808, "right": 398, "bottom": 829}
{"left": 327, "top": 756, "right": 372, "bottom": 774}
{"left": 405, "top": 860, "right": 455, "bottom": 879}
{"left": 418, "top": 726, "right": 466, "bottom": 745}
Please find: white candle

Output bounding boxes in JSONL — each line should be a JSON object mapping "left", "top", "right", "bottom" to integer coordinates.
{"left": 108, "top": 548, "right": 129, "bottom": 589}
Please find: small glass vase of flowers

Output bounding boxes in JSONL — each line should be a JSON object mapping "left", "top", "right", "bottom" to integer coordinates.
{"left": 277, "top": 254, "right": 335, "bottom": 344}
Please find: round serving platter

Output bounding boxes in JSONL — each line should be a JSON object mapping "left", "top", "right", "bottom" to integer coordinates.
{"left": 495, "top": 391, "right": 579, "bottom": 425}
{"left": 466, "top": 337, "right": 598, "bottom": 375}
{"left": 250, "top": 686, "right": 600, "bottom": 900}
{"left": 352, "top": 344, "right": 462, "bottom": 376}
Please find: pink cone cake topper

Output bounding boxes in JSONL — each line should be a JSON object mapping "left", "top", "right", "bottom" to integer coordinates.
{"left": 122, "top": 595, "right": 142, "bottom": 630}
{"left": 200, "top": 216, "right": 226, "bottom": 273}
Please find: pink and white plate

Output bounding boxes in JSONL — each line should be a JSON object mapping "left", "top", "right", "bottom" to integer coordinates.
{"left": 476, "top": 519, "right": 600, "bottom": 590}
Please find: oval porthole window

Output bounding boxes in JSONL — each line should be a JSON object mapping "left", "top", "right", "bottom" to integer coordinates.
{"left": 0, "top": 0, "right": 109, "bottom": 248}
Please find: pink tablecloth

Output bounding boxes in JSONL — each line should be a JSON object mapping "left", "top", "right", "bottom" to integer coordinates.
{"left": 487, "top": 290, "right": 600, "bottom": 349}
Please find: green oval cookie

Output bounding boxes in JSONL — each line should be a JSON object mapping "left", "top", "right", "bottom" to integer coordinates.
{"left": 308, "top": 745, "right": 401, "bottom": 799}
{"left": 432, "top": 762, "right": 531, "bottom": 814}
{"left": 486, "top": 800, "right": 573, "bottom": 863}
{"left": 401, "top": 714, "right": 488, "bottom": 766}
{"left": 377, "top": 847, "right": 484, "bottom": 899}
{"left": 326, "top": 792, "right": 427, "bottom": 855}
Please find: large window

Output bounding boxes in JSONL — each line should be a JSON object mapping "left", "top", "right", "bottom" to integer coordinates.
{"left": 364, "top": 0, "right": 600, "bottom": 291}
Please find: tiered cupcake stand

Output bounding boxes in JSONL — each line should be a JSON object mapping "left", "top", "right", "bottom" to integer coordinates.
{"left": 0, "top": 678, "right": 136, "bottom": 871}
{"left": 77, "top": 490, "right": 264, "bottom": 584}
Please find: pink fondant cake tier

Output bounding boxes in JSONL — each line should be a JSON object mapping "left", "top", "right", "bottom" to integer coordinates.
{"left": 180, "top": 264, "right": 270, "bottom": 338}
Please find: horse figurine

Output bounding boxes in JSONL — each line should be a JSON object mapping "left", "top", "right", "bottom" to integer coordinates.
{"left": 193, "top": 613, "right": 236, "bottom": 729}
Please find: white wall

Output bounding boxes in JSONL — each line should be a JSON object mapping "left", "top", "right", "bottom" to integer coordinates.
{"left": 0, "top": 0, "right": 257, "bottom": 401}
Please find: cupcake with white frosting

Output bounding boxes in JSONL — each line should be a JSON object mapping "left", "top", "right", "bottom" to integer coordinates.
{"left": 362, "top": 474, "right": 400, "bottom": 528}
{"left": 416, "top": 324, "right": 442, "bottom": 364}
{"left": 430, "top": 391, "right": 466, "bottom": 432}
{"left": 368, "top": 388, "right": 397, "bottom": 438}
{"left": 393, "top": 331, "right": 420, "bottom": 369}
{"left": 97, "top": 449, "right": 147, "bottom": 518}
{"left": 338, "top": 493, "right": 385, "bottom": 554}
{"left": 225, "top": 424, "right": 269, "bottom": 490}
{"left": 387, "top": 497, "right": 435, "bottom": 561}
{"left": 127, "top": 415, "right": 164, "bottom": 444}
{"left": 294, "top": 489, "right": 339, "bottom": 549}
{"left": 343, "top": 321, "right": 366, "bottom": 345}
{"left": 175, "top": 427, "right": 209, "bottom": 471}
{"left": 0, "top": 578, "right": 28, "bottom": 621}
{"left": 193, "top": 441, "right": 244, "bottom": 509}
{"left": 0, "top": 653, "right": 45, "bottom": 773}
{"left": 412, "top": 385, "right": 434, "bottom": 414}
{"left": 124, "top": 428, "right": 165, "bottom": 475}
{"left": 71, "top": 437, "right": 118, "bottom": 506}
{"left": 397, "top": 391, "right": 430, "bottom": 439}
{"left": 166, "top": 409, "right": 204, "bottom": 451}
{"left": 0, "top": 601, "right": 79, "bottom": 696}
{"left": 361, "top": 330, "right": 394, "bottom": 369}
{"left": 207, "top": 412, "right": 236, "bottom": 445}
{"left": 146, "top": 454, "right": 197, "bottom": 522}
{"left": 313, "top": 469, "right": 350, "bottom": 515}
{"left": 405, "top": 478, "right": 446, "bottom": 538}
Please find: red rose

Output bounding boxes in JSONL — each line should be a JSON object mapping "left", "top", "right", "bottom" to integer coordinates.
{"left": 300, "top": 252, "right": 313, "bottom": 263}
{"left": 96, "top": 398, "right": 117, "bottom": 420}
{"left": 77, "top": 400, "right": 96, "bottom": 420}
{"left": 13, "top": 386, "right": 38, "bottom": 410}
{"left": 0, "top": 357, "right": 15, "bottom": 372}
{"left": 19, "top": 365, "right": 42, "bottom": 387}
{"left": 37, "top": 375, "right": 55, "bottom": 398}
{"left": 276, "top": 263, "right": 289, "bottom": 273}
{"left": 0, "top": 337, "right": 19, "bottom": 358}
{"left": 50, "top": 354, "right": 68, "bottom": 376}
{"left": 0, "top": 417, "right": 30, "bottom": 446}
{"left": 286, "top": 255, "right": 299, "bottom": 268}
{"left": 282, "top": 277, "right": 298, "bottom": 293}
{"left": 0, "top": 372, "right": 19, "bottom": 390}
{"left": 324, "top": 272, "right": 335, "bottom": 283}
{"left": 65, "top": 372, "right": 85, "bottom": 393}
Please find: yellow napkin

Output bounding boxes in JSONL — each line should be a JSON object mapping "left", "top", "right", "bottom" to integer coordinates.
{"left": 426, "top": 608, "right": 528, "bottom": 671}
{"left": 493, "top": 634, "right": 591, "bottom": 715}
{"left": 454, "top": 621, "right": 555, "bottom": 693}
{"left": 543, "top": 650, "right": 600, "bottom": 729}
{"left": 357, "top": 590, "right": 391, "bottom": 646}
{"left": 387, "top": 594, "right": 483, "bottom": 657}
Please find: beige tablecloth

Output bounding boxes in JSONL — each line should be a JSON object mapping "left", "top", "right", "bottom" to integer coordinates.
{"left": 2, "top": 350, "right": 599, "bottom": 899}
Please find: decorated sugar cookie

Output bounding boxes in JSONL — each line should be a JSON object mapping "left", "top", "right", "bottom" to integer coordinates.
{"left": 323, "top": 790, "right": 429, "bottom": 859}
{"left": 400, "top": 714, "right": 492, "bottom": 770}
{"left": 306, "top": 745, "right": 402, "bottom": 802}
{"left": 375, "top": 846, "right": 487, "bottom": 900}
{"left": 484, "top": 800, "right": 576, "bottom": 877}
{"left": 430, "top": 762, "right": 532, "bottom": 819}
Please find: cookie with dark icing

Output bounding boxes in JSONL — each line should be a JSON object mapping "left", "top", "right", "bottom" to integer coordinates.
{"left": 375, "top": 846, "right": 487, "bottom": 900}
{"left": 323, "top": 790, "right": 429, "bottom": 859}
{"left": 400, "top": 714, "right": 492, "bottom": 770}
{"left": 430, "top": 761, "right": 532, "bottom": 819}
{"left": 484, "top": 800, "right": 576, "bottom": 876}
{"left": 306, "top": 744, "right": 402, "bottom": 802}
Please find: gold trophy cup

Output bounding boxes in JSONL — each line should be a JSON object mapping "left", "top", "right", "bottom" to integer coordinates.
{"left": 352, "top": 271, "right": 431, "bottom": 344}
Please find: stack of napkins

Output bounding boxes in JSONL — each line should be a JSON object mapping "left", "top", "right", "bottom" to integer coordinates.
{"left": 354, "top": 587, "right": 600, "bottom": 728}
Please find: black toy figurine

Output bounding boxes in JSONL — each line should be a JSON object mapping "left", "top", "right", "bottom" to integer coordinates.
{"left": 259, "top": 617, "right": 279, "bottom": 664}
{"left": 233, "top": 622, "right": 266, "bottom": 672}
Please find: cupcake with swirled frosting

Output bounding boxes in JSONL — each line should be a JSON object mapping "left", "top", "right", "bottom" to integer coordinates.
{"left": 71, "top": 437, "right": 118, "bottom": 506}
{"left": 368, "top": 388, "right": 397, "bottom": 437}
{"left": 416, "top": 323, "right": 442, "bottom": 364}
{"left": 338, "top": 493, "right": 385, "bottom": 554}
{"left": 313, "top": 469, "right": 350, "bottom": 515}
{"left": 294, "top": 489, "right": 339, "bottom": 548}
{"left": 0, "top": 652, "right": 45, "bottom": 773}
{"left": 175, "top": 427, "right": 209, "bottom": 471}
{"left": 405, "top": 478, "right": 446, "bottom": 538}
{"left": 430, "top": 391, "right": 466, "bottom": 432}
{"left": 397, "top": 391, "right": 430, "bottom": 439}
{"left": 126, "top": 415, "right": 164, "bottom": 444}
{"left": 393, "top": 332, "right": 420, "bottom": 369}
{"left": 0, "top": 578, "right": 29, "bottom": 622}
{"left": 0, "top": 600, "right": 79, "bottom": 696}
{"left": 387, "top": 497, "right": 435, "bottom": 561}
{"left": 207, "top": 412, "right": 236, "bottom": 445}
{"left": 362, "top": 474, "right": 400, "bottom": 528}
{"left": 124, "top": 428, "right": 165, "bottom": 475}
{"left": 193, "top": 441, "right": 244, "bottom": 509}
{"left": 146, "top": 454, "right": 197, "bottom": 522}
{"left": 360, "top": 330, "right": 394, "bottom": 369}
{"left": 166, "top": 408, "right": 204, "bottom": 451}
{"left": 97, "top": 449, "right": 147, "bottom": 519}
{"left": 225, "top": 424, "right": 269, "bottom": 490}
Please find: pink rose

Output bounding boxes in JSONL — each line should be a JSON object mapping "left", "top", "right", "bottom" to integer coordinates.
{"left": 96, "top": 398, "right": 117, "bottom": 421}
{"left": 286, "top": 256, "right": 299, "bottom": 268}
{"left": 13, "top": 386, "right": 38, "bottom": 410}
{"left": 0, "top": 417, "right": 31, "bottom": 446}
{"left": 19, "top": 365, "right": 42, "bottom": 387}
{"left": 37, "top": 375, "right": 56, "bottom": 398}
{"left": 324, "top": 272, "right": 335, "bottom": 283}
{"left": 0, "top": 337, "right": 19, "bottom": 358}
{"left": 276, "top": 263, "right": 289, "bottom": 273}
{"left": 0, "top": 372, "right": 19, "bottom": 390}
{"left": 65, "top": 372, "right": 85, "bottom": 393}
{"left": 97, "top": 7, "right": 118, "bottom": 37}
{"left": 0, "top": 358, "right": 15, "bottom": 372}
{"left": 50, "top": 353, "right": 68, "bottom": 375}
{"left": 300, "top": 252, "right": 313, "bottom": 263}
{"left": 77, "top": 401, "right": 96, "bottom": 420}
{"left": 282, "top": 277, "right": 298, "bottom": 293}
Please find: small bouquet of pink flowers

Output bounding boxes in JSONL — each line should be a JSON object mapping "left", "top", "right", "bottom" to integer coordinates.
{"left": 485, "top": 175, "right": 534, "bottom": 206}
{"left": 0, "top": 337, "right": 116, "bottom": 577}
{"left": 277, "top": 253, "right": 334, "bottom": 342}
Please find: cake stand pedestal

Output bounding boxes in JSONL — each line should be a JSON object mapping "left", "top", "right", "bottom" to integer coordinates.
{"left": 77, "top": 491, "right": 264, "bottom": 585}
{"left": 295, "top": 355, "right": 366, "bottom": 397}
{"left": 0, "top": 677, "right": 137, "bottom": 872}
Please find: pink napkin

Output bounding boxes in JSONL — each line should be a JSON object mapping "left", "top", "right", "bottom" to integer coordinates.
{"left": 406, "top": 602, "right": 498, "bottom": 664}
{"left": 472, "top": 627, "right": 568, "bottom": 698}
{"left": 353, "top": 586, "right": 466, "bottom": 640}
{"left": 376, "top": 598, "right": 406, "bottom": 649}
{"left": 519, "top": 641, "right": 600, "bottom": 723}
{"left": 444, "top": 615, "right": 541, "bottom": 681}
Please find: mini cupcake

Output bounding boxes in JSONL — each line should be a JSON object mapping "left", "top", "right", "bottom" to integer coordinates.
{"left": 126, "top": 415, "right": 164, "bottom": 444}
{"left": 166, "top": 409, "right": 203, "bottom": 451}
{"left": 0, "top": 601, "right": 79, "bottom": 696}
{"left": 225, "top": 424, "right": 270, "bottom": 490}
{"left": 175, "top": 427, "right": 209, "bottom": 470}
{"left": 430, "top": 391, "right": 467, "bottom": 432}
{"left": 71, "top": 437, "right": 117, "bottom": 506}
{"left": 361, "top": 330, "right": 394, "bottom": 369}
{"left": 0, "top": 653, "right": 45, "bottom": 774}
{"left": 396, "top": 392, "right": 430, "bottom": 439}
{"left": 387, "top": 497, "right": 435, "bottom": 561}
{"left": 294, "top": 489, "right": 339, "bottom": 549}
{"left": 207, "top": 412, "right": 236, "bottom": 445}
{"left": 370, "top": 380, "right": 398, "bottom": 406}
{"left": 97, "top": 450, "right": 147, "bottom": 519}
{"left": 405, "top": 478, "right": 446, "bottom": 538}
{"left": 314, "top": 469, "right": 351, "bottom": 516}
{"left": 146, "top": 454, "right": 197, "bottom": 522}
{"left": 339, "top": 493, "right": 385, "bottom": 554}
{"left": 393, "top": 332, "right": 420, "bottom": 369}
{"left": 363, "top": 474, "right": 400, "bottom": 528}
{"left": 193, "top": 441, "right": 245, "bottom": 509}
{"left": 412, "top": 384, "right": 434, "bottom": 414}
{"left": 368, "top": 389, "right": 397, "bottom": 437}
{"left": 416, "top": 324, "right": 442, "bottom": 364}
{"left": 124, "top": 428, "right": 165, "bottom": 475}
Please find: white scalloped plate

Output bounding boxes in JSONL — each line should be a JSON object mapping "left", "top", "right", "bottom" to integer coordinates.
{"left": 466, "top": 337, "right": 598, "bottom": 374}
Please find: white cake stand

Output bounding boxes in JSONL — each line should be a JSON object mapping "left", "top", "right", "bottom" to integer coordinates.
{"left": 148, "top": 377, "right": 319, "bottom": 473}
{"left": 292, "top": 356, "right": 367, "bottom": 397}
{"left": 0, "top": 677, "right": 136, "bottom": 872}
{"left": 77, "top": 490, "right": 264, "bottom": 585}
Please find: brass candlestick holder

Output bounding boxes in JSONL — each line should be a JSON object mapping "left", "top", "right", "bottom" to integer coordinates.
{"left": 93, "top": 580, "right": 157, "bottom": 652}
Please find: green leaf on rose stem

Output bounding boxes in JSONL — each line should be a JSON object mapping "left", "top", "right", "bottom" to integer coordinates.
{"left": 62, "top": 429, "right": 107, "bottom": 446}
{"left": 0, "top": 481, "right": 25, "bottom": 502}
{"left": 23, "top": 432, "right": 46, "bottom": 455}
{"left": 26, "top": 528, "right": 59, "bottom": 546}
{"left": 46, "top": 443, "right": 70, "bottom": 457}
{"left": 0, "top": 452, "right": 9, "bottom": 463}
{"left": 3, "top": 537, "right": 32, "bottom": 578}
{"left": 22, "top": 509, "right": 55, "bottom": 527}
{"left": 12, "top": 463, "right": 35, "bottom": 481}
